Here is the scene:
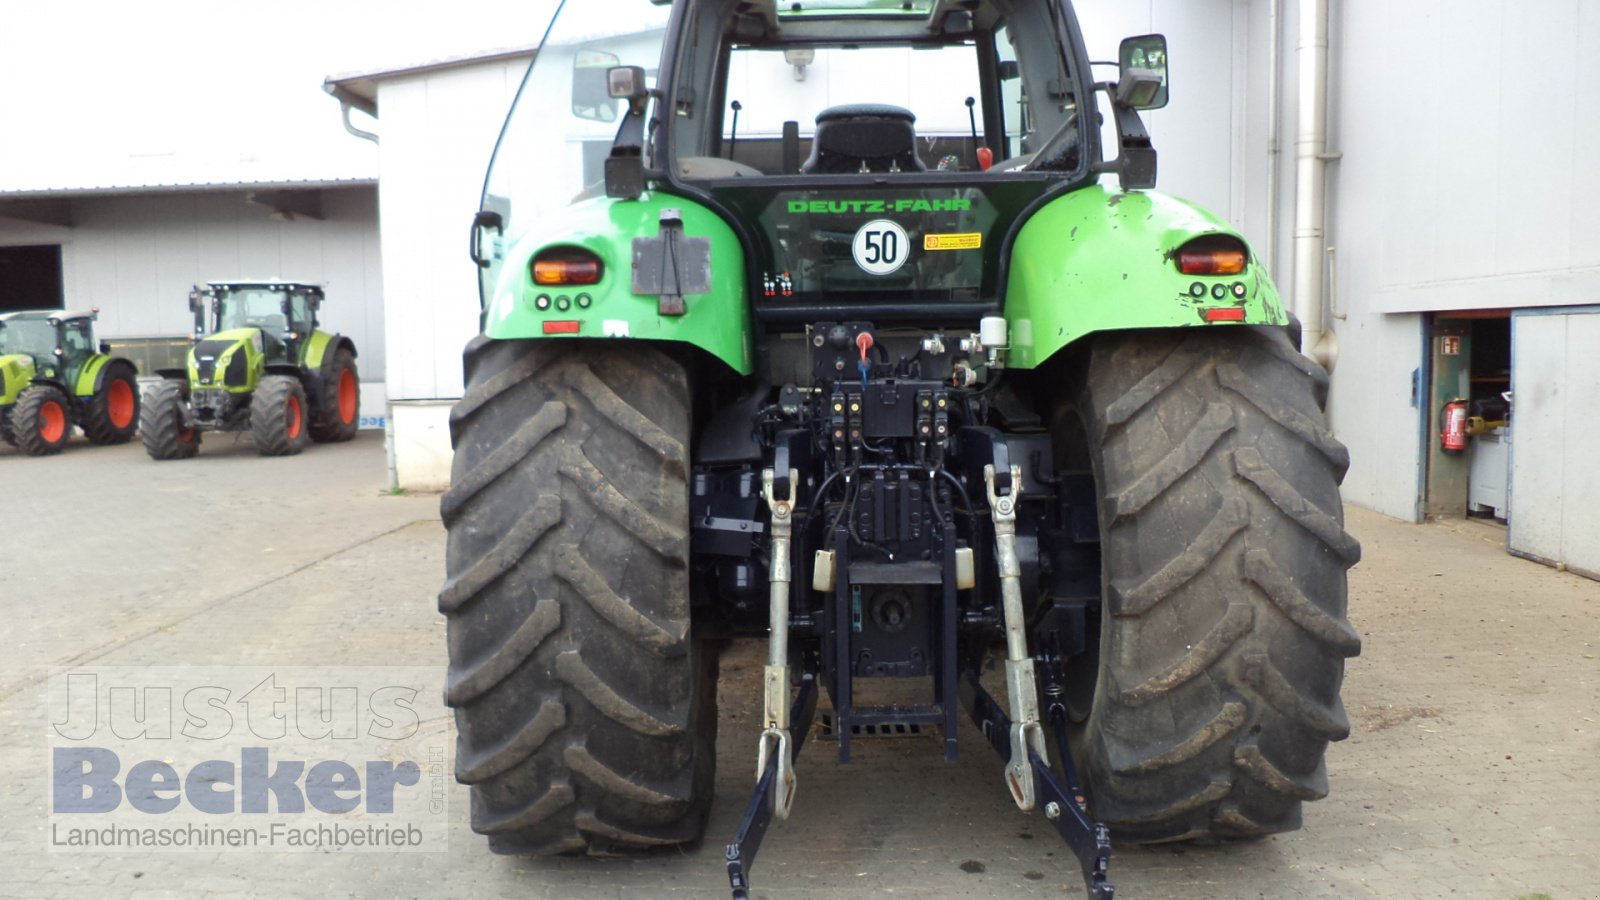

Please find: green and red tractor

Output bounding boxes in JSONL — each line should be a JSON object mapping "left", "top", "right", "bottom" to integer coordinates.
{"left": 0, "top": 310, "right": 140, "bottom": 456}
{"left": 141, "top": 281, "right": 360, "bottom": 459}
{"left": 443, "top": 2, "right": 1360, "bottom": 897}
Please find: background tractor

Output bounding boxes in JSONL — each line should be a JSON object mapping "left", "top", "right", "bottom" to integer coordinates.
{"left": 445, "top": 2, "right": 1361, "bottom": 897}
{"left": 0, "top": 310, "right": 139, "bottom": 456}
{"left": 141, "top": 281, "right": 360, "bottom": 459}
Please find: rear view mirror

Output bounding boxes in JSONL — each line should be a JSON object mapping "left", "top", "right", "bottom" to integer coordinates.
{"left": 572, "top": 49, "right": 621, "bottom": 122}
{"left": 1118, "top": 34, "right": 1169, "bottom": 110}
{"left": 607, "top": 65, "right": 648, "bottom": 101}
{"left": 188, "top": 290, "right": 203, "bottom": 313}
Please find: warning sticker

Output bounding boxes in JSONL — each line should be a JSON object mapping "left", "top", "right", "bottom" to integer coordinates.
{"left": 923, "top": 232, "right": 983, "bottom": 251}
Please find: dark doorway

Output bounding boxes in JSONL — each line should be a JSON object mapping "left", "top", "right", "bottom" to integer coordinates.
{"left": 0, "top": 244, "right": 65, "bottom": 312}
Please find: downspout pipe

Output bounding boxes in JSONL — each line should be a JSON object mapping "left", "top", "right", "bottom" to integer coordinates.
{"left": 323, "top": 82, "right": 380, "bottom": 144}
{"left": 1292, "top": 0, "right": 1335, "bottom": 368}
{"left": 1265, "top": 0, "right": 1281, "bottom": 278}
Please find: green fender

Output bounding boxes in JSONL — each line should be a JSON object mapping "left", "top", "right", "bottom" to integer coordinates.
{"left": 188, "top": 328, "right": 265, "bottom": 394}
{"left": 302, "top": 330, "right": 356, "bottom": 371}
{"left": 73, "top": 354, "right": 136, "bottom": 399}
{"left": 485, "top": 194, "right": 753, "bottom": 375}
{"left": 1003, "top": 184, "right": 1287, "bottom": 369}
{"left": 1, "top": 354, "right": 36, "bottom": 407}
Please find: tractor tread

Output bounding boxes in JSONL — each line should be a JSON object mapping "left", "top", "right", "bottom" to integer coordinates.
{"left": 1069, "top": 326, "right": 1360, "bottom": 843}
{"left": 1232, "top": 743, "right": 1330, "bottom": 801}
{"left": 554, "top": 651, "right": 681, "bottom": 736}
{"left": 1216, "top": 361, "right": 1349, "bottom": 475}
{"left": 140, "top": 381, "right": 199, "bottom": 460}
{"left": 437, "top": 495, "right": 563, "bottom": 614}
{"left": 1108, "top": 496, "right": 1248, "bottom": 616}
{"left": 1113, "top": 603, "right": 1254, "bottom": 707}
{"left": 456, "top": 699, "right": 567, "bottom": 785}
{"left": 442, "top": 340, "right": 714, "bottom": 856}
{"left": 12, "top": 385, "right": 72, "bottom": 456}
{"left": 440, "top": 402, "right": 568, "bottom": 524}
{"left": 1110, "top": 701, "right": 1248, "bottom": 776}
{"left": 554, "top": 547, "right": 686, "bottom": 651}
{"left": 308, "top": 347, "right": 360, "bottom": 443}
{"left": 444, "top": 597, "right": 562, "bottom": 705}
{"left": 1244, "top": 548, "right": 1363, "bottom": 656}
{"left": 1233, "top": 447, "right": 1362, "bottom": 564}
{"left": 250, "top": 375, "right": 309, "bottom": 457}
{"left": 1106, "top": 402, "right": 1234, "bottom": 520}
{"left": 82, "top": 363, "right": 140, "bottom": 446}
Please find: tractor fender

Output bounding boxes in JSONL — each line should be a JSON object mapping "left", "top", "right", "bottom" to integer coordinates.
{"left": 301, "top": 331, "right": 357, "bottom": 371}
{"left": 483, "top": 193, "right": 752, "bottom": 376}
{"left": 1002, "top": 184, "right": 1288, "bottom": 370}
{"left": 1, "top": 354, "right": 37, "bottom": 407}
{"left": 77, "top": 355, "right": 139, "bottom": 398}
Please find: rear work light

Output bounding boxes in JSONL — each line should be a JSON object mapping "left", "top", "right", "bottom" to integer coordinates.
{"left": 532, "top": 246, "right": 604, "bottom": 286}
{"left": 1175, "top": 235, "right": 1249, "bottom": 276}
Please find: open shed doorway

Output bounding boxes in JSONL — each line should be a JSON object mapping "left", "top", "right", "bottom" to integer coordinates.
{"left": 1423, "top": 310, "right": 1511, "bottom": 520}
{"left": 0, "top": 244, "right": 65, "bottom": 312}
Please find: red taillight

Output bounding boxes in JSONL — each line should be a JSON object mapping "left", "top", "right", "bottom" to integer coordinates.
{"left": 1174, "top": 235, "right": 1250, "bottom": 276}
{"left": 1178, "top": 249, "right": 1247, "bottom": 276}
{"left": 532, "top": 247, "right": 604, "bottom": 286}
{"left": 542, "top": 320, "right": 581, "bottom": 335}
{"left": 1203, "top": 307, "right": 1247, "bottom": 322}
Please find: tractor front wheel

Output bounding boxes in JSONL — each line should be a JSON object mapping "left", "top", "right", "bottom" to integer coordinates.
{"left": 141, "top": 380, "right": 200, "bottom": 460}
{"left": 1059, "top": 327, "right": 1362, "bottom": 843}
{"left": 251, "top": 376, "right": 310, "bottom": 457}
{"left": 83, "top": 364, "right": 141, "bottom": 445}
{"left": 13, "top": 385, "right": 73, "bottom": 456}
{"left": 309, "top": 349, "right": 360, "bottom": 443}
{"left": 441, "top": 338, "right": 716, "bottom": 855}
{"left": 0, "top": 409, "right": 14, "bottom": 447}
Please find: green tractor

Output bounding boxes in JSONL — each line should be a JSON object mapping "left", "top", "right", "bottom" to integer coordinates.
{"left": 446, "top": 3, "right": 1360, "bottom": 897}
{"left": 0, "top": 310, "right": 140, "bottom": 456}
{"left": 141, "top": 281, "right": 360, "bottom": 459}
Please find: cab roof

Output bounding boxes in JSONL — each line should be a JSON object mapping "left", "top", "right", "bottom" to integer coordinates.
{"left": 0, "top": 310, "right": 97, "bottom": 325}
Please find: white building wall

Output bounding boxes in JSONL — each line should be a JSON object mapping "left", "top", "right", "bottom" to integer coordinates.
{"left": 1315, "top": 0, "right": 1600, "bottom": 521}
{"left": 373, "top": 57, "right": 531, "bottom": 488}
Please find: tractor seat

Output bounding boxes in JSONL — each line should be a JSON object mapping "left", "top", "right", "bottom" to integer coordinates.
{"left": 802, "top": 104, "right": 925, "bottom": 174}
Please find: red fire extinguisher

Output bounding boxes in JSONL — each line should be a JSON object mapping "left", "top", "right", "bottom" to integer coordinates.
{"left": 1441, "top": 399, "right": 1469, "bottom": 453}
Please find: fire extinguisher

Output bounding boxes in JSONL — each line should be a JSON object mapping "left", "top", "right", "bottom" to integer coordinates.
{"left": 1441, "top": 399, "right": 1469, "bottom": 453}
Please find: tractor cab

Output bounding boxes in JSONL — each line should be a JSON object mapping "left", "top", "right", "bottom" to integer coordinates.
{"left": 0, "top": 311, "right": 105, "bottom": 386}
{"left": 193, "top": 282, "right": 323, "bottom": 365}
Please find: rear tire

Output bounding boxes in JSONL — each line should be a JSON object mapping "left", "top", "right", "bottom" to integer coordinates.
{"left": 141, "top": 380, "right": 200, "bottom": 460}
{"left": 13, "top": 385, "right": 72, "bottom": 456}
{"left": 308, "top": 349, "right": 360, "bottom": 443}
{"left": 250, "top": 376, "right": 310, "bottom": 457}
{"left": 440, "top": 338, "right": 716, "bottom": 855}
{"left": 83, "top": 364, "right": 140, "bottom": 445}
{"left": 1060, "top": 327, "right": 1361, "bottom": 843}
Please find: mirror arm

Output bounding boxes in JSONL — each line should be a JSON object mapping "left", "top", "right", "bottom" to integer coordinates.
{"left": 1106, "top": 88, "right": 1157, "bottom": 191}
{"left": 605, "top": 89, "right": 663, "bottom": 200}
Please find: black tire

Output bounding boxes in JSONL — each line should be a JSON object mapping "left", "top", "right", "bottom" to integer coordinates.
{"left": 250, "top": 376, "right": 310, "bottom": 457}
{"left": 13, "top": 385, "right": 73, "bottom": 456}
{"left": 1059, "top": 327, "right": 1361, "bottom": 843}
{"left": 82, "top": 363, "right": 141, "bottom": 445}
{"left": 308, "top": 348, "right": 360, "bottom": 443}
{"left": 141, "top": 380, "right": 201, "bottom": 460}
{"left": 0, "top": 408, "right": 14, "bottom": 447}
{"left": 440, "top": 337, "right": 716, "bottom": 855}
